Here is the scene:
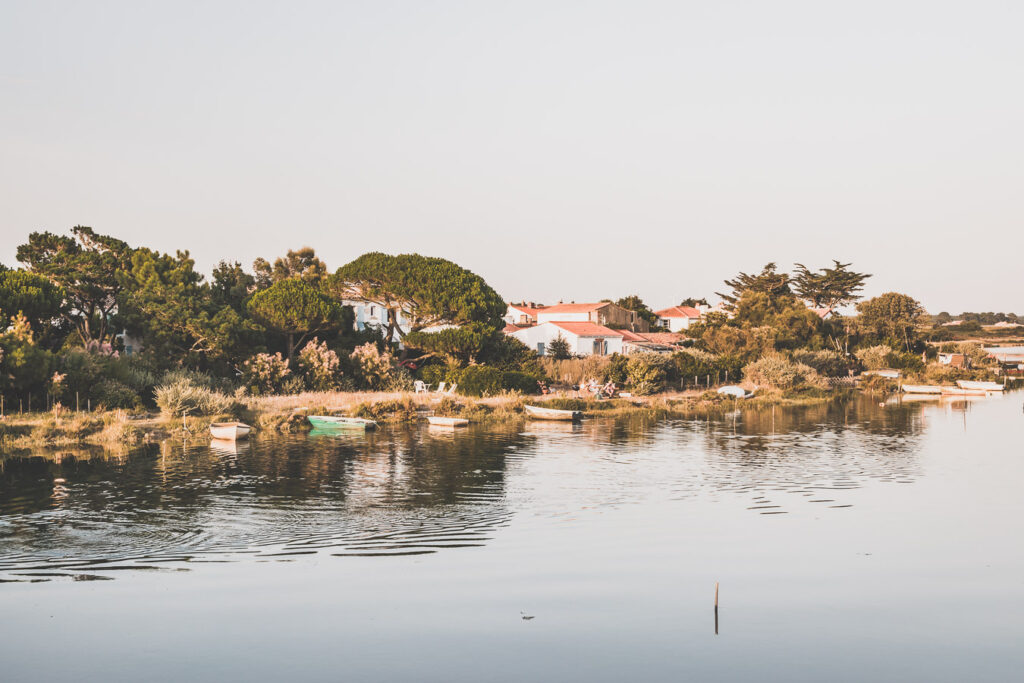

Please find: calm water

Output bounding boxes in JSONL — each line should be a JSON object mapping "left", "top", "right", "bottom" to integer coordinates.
{"left": 1, "top": 395, "right": 1022, "bottom": 682}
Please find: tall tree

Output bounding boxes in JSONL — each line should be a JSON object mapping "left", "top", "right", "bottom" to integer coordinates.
{"left": 211, "top": 260, "right": 256, "bottom": 312}
{"left": 16, "top": 226, "right": 133, "bottom": 346}
{"left": 248, "top": 279, "right": 346, "bottom": 361}
{"left": 856, "top": 292, "right": 924, "bottom": 351}
{"left": 332, "top": 252, "right": 505, "bottom": 340}
{"left": 679, "top": 297, "right": 708, "bottom": 308}
{"left": 253, "top": 247, "right": 328, "bottom": 289}
{"left": 0, "top": 269, "right": 66, "bottom": 334}
{"left": 614, "top": 295, "right": 657, "bottom": 326}
{"left": 716, "top": 263, "right": 792, "bottom": 309}
{"left": 792, "top": 260, "right": 871, "bottom": 309}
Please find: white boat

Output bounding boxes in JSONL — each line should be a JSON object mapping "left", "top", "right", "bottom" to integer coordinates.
{"left": 427, "top": 416, "right": 469, "bottom": 427}
{"left": 955, "top": 380, "right": 1004, "bottom": 392}
{"left": 901, "top": 385, "right": 943, "bottom": 395}
{"left": 717, "top": 385, "right": 752, "bottom": 399}
{"left": 940, "top": 386, "right": 987, "bottom": 396}
{"left": 209, "top": 421, "right": 251, "bottom": 440}
{"left": 524, "top": 404, "right": 583, "bottom": 421}
{"left": 308, "top": 415, "right": 378, "bottom": 430}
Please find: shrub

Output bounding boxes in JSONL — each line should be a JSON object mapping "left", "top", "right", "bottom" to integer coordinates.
{"left": 856, "top": 345, "right": 894, "bottom": 371}
{"left": 626, "top": 353, "right": 672, "bottom": 395}
{"left": 417, "top": 364, "right": 447, "bottom": 387}
{"left": 154, "top": 378, "right": 236, "bottom": 416}
{"left": 350, "top": 343, "right": 411, "bottom": 391}
{"left": 791, "top": 350, "right": 852, "bottom": 377}
{"left": 539, "top": 356, "right": 613, "bottom": 385}
{"left": 607, "top": 353, "right": 629, "bottom": 385}
{"left": 547, "top": 334, "right": 572, "bottom": 360}
{"left": 743, "top": 354, "right": 822, "bottom": 389}
{"left": 241, "top": 353, "right": 291, "bottom": 395}
{"left": 451, "top": 366, "right": 541, "bottom": 397}
{"left": 297, "top": 338, "right": 344, "bottom": 391}
{"left": 93, "top": 379, "right": 143, "bottom": 410}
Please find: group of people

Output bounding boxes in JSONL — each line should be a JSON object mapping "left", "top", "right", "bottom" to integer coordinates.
{"left": 578, "top": 378, "right": 617, "bottom": 399}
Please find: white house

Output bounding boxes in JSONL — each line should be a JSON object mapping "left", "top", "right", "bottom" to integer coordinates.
{"left": 653, "top": 306, "right": 702, "bottom": 332}
{"left": 342, "top": 299, "right": 411, "bottom": 342}
{"left": 510, "top": 321, "right": 624, "bottom": 356}
{"left": 504, "top": 303, "right": 546, "bottom": 327}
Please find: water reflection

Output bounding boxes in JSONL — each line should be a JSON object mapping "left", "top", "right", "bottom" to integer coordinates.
{"left": 0, "top": 396, "right": 941, "bottom": 579}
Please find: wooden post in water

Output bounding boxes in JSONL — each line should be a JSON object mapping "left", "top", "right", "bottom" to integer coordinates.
{"left": 714, "top": 582, "right": 720, "bottom": 635}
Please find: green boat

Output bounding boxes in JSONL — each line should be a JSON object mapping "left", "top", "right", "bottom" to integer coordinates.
{"left": 307, "top": 415, "right": 378, "bottom": 430}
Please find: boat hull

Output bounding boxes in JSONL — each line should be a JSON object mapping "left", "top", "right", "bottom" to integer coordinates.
{"left": 427, "top": 416, "right": 469, "bottom": 427}
{"left": 209, "top": 422, "right": 251, "bottom": 440}
{"left": 524, "top": 405, "right": 583, "bottom": 421}
{"left": 955, "top": 380, "right": 1004, "bottom": 391}
{"left": 901, "top": 385, "right": 943, "bottom": 395}
{"left": 308, "top": 416, "right": 378, "bottom": 430}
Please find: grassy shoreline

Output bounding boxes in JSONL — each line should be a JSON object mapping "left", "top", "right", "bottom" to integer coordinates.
{"left": 0, "top": 385, "right": 875, "bottom": 453}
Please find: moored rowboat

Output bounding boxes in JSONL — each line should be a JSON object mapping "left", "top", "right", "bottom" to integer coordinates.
{"left": 524, "top": 404, "right": 583, "bottom": 421}
{"left": 427, "top": 416, "right": 469, "bottom": 427}
{"left": 955, "top": 380, "right": 1004, "bottom": 391}
{"left": 209, "top": 421, "right": 251, "bottom": 440}
{"left": 901, "top": 385, "right": 943, "bottom": 395}
{"left": 308, "top": 415, "right": 378, "bottom": 430}
{"left": 940, "top": 386, "right": 987, "bottom": 396}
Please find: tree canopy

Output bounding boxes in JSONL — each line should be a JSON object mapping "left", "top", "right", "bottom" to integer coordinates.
{"left": 716, "top": 263, "right": 792, "bottom": 309}
{"left": 248, "top": 279, "right": 347, "bottom": 361}
{"left": 253, "top": 247, "right": 328, "bottom": 289}
{"left": 856, "top": 292, "right": 924, "bottom": 351}
{"left": 17, "top": 226, "right": 133, "bottom": 346}
{"left": 614, "top": 295, "right": 657, "bottom": 326}
{"left": 792, "top": 261, "right": 871, "bottom": 309}
{"left": 332, "top": 252, "right": 506, "bottom": 339}
{"left": 0, "top": 269, "right": 65, "bottom": 334}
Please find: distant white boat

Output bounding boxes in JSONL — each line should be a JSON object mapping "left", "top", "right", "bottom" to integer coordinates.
{"left": 209, "top": 421, "right": 251, "bottom": 440}
{"left": 717, "top": 385, "right": 752, "bottom": 399}
{"left": 955, "top": 380, "right": 1004, "bottom": 392}
{"left": 941, "top": 386, "right": 987, "bottom": 396}
{"left": 524, "top": 404, "right": 583, "bottom": 421}
{"left": 427, "top": 416, "right": 469, "bottom": 427}
{"left": 901, "top": 385, "right": 943, "bottom": 395}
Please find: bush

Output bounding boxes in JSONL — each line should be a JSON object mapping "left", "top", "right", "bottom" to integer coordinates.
{"left": 791, "top": 350, "right": 852, "bottom": 377}
{"left": 626, "top": 353, "right": 672, "bottom": 395}
{"left": 743, "top": 354, "right": 822, "bottom": 389}
{"left": 297, "top": 338, "right": 344, "bottom": 391}
{"left": 417, "top": 364, "right": 447, "bottom": 387}
{"left": 154, "top": 378, "right": 236, "bottom": 416}
{"left": 539, "top": 356, "right": 613, "bottom": 385}
{"left": 350, "top": 343, "right": 412, "bottom": 391}
{"left": 93, "top": 379, "right": 143, "bottom": 410}
{"left": 855, "top": 345, "right": 894, "bottom": 371}
{"left": 241, "top": 353, "right": 291, "bottom": 395}
{"left": 451, "top": 366, "right": 541, "bottom": 397}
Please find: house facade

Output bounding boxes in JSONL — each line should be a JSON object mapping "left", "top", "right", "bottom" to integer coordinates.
{"left": 534, "top": 302, "right": 648, "bottom": 332}
{"left": 510, "top": 321, "right": 624, "bottom": 356}
{"left": 653, "top": 306, "right": 702, "bottom": 332}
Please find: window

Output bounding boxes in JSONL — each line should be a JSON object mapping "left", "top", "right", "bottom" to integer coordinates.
{"left": 537, "top": 342, "right": 546, "bottom": 355}
{"left": 592, "top": 338, "right": 606, "bottom": 355}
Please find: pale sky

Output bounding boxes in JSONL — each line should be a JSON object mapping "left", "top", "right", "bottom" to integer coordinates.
{"left": 1, "top": 1, "right": 1021, "bottom": 314}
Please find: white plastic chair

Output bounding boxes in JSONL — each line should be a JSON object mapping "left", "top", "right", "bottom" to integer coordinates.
{"left": 414, "top": 380, "right": 429, "bottom": 394}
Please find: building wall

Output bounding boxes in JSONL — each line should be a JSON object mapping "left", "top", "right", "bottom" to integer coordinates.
{"left": 658, "top": 316, "right": 695, "bottom": 332}
{"left": 510, "top": 323, "right": 623, "bottom": 356}
{"left": 536, "top": 310, "right": 591, "bottom": 324}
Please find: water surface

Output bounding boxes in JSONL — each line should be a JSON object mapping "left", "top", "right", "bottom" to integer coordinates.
{"left": 1, "top": 395, "right": 1022, "bottom": 681}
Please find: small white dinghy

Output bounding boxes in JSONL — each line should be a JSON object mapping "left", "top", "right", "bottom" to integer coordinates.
{"left": 209, "top": 421, "right": 251, "bottom": 440}
{"left": 955, "top": 380, "right": 1004, "bottom": 392}
{"left": 524, "top": 404, "right": 582, "bottom": 422}
{"left": 427, "top": 416, "right": 469, "bottom": 428}
{"left": 717, "top": 385, "right": 752, "bottom": 399}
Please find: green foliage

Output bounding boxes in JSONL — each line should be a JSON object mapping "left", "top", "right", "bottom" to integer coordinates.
{"left": 791, "top": 350, "right": 853, "bottom": 377}
{"left": 349, "top": 343, "right": 411, "bottom": 391}
{"left": 0, "top": 270, "right": 65, "bottom": 335}
{"left": 450, "top": 366, "right": 540, "bottom": 397}
{"left": 743, "top": 354, "right": 822, "bottom": 389}
{"left": 93, "top": 379, "right": 143, "bottom": 410}
{"left": 856, "top": 292, "right": 924, "bottom": 351}
{"left": 241, "top": 353, "right": 292, "bottom": 395}
{"left": 607, "top": 353, "right": 629, "bottom": 385}
{"left": 792, "top": 261, "right": 871, "bottom": 309}
{"left": 248, "top": 279, "right": 346, "bottom": 360}
{"left": 253, "top": 247, "right": 328, "bottom": 289}
{"left": 625, "top": 353, "right": 672, "bottom": 395}
{"left": 614, "top": 295, "right": 658, "bottom": 326}
{"left": 333, "top": 252, "right": 506, "bottom": 339}
{"left": 154, "top": 378, "right": 237, "bottom": 416}
{"left": 717, "top": 263, "right": 792, "bottom": 309}
{"left": 297, "top": 338, "right": 345, "bottom": 391}
{"left": 0, "top": 315, "right": 55, "bottom": 397}
{"left": 547, "top": 333, "right": 572, "bottom": 360}
{"left": 855, "top": 345, "right": 895, "bottom": 371}
{"left": 17, "top": 226, "right": 133, "bottom": 346}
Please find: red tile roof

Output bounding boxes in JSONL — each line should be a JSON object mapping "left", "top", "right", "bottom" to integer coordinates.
{"left": 548, "top": 321, "right": 623, "bottom": 337}
{"left": 507, "top": 303, "right": 546, "bottom": 316}
{"left": 654, "top": 306, "right": 701, "bottom": 319}
{"left": 537, "top": 302, "right": 611, "bottom": 315}
{"left": 502, "top": 324, "right": 524, "bottom": 333}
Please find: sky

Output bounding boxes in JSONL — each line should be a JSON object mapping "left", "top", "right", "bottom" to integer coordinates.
{"left": 1, "top": 1, "right": 1021, "bottom": 314}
